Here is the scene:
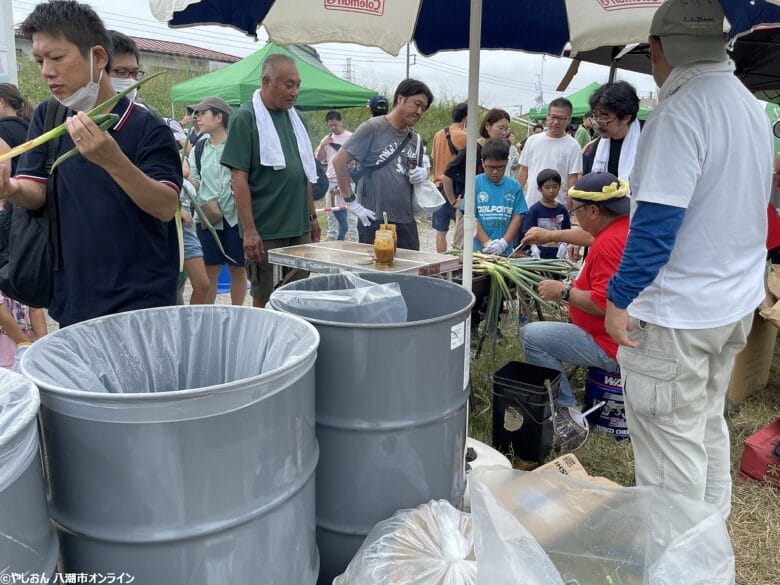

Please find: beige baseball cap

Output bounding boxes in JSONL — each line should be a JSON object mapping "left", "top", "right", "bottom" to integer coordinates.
{"left": 649, "top": 0, "right": 727, "bottom": 67}
{"left": 193, "top": 96, "right": 233, "bottom": 115}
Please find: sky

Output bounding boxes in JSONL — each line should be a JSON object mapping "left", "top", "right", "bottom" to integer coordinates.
{"left": 10, "top": 0, "right": 658, "bottom": 116}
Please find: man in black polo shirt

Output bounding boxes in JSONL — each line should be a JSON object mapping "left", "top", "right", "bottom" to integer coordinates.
{"left": 0, "top": 1, "right": 181, "bottom": 326}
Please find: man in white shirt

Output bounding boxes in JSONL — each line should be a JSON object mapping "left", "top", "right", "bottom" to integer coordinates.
{"left": 315, "top": 110, "right": 356, "bottom": 241}
{"left": 518, "top": 97, "right": 582, "bottom": 208}
{"left": 604, "top": 0, "right": 774, "bottom": 520}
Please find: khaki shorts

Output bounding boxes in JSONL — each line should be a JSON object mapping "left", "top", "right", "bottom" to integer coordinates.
{"left": 245, "top": 233, "right": 311, "bottom": 302}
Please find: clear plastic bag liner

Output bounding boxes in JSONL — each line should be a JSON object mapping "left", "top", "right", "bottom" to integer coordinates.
{"left": 334, "top": 499, "right": 476, "bottom": 585}
{"left": 0, "top": 370, "right": 40, "bottom": 492}
{"left": 469, "top": 468, "right": 735, "bottom": 585}
{"left": 270, "top": 272, "right": 408, "bottom": 324}
{"left": 19, "top": 306, "right": 319, "bottom": 423}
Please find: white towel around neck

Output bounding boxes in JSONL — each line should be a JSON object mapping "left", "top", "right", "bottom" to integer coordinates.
{"left": 591, "top": 118, "right": 641, "bottom": 181}
{"left": 252, "top": 90, "right": 318, "bottom": 184}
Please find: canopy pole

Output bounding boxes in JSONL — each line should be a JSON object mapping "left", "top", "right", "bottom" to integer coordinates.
{"left": 462, "top": 0, "right": 482, "bottom": 292}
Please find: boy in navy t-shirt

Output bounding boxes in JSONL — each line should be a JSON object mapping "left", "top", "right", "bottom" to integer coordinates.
{"left": 521, "top": 169, "right": 570, "bottom": 259}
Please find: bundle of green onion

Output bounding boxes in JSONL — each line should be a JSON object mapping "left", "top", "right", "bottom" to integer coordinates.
{"left": 468, "top": 252, "right": 576, "bottom": 344}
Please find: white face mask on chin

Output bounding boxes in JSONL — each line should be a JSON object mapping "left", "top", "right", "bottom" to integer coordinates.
{"left": 56, "top": 49, "right": 104, "bottom": 111}
{"left": 111, "top": 77, "right": 137, "bottom": 101}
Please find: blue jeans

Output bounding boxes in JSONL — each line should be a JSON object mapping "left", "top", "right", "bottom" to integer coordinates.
{"left": 333, "top": 209, "right": 348, "bottom": 240}
{"left": 521, "top": 321, "right": 618, "bottom": 406}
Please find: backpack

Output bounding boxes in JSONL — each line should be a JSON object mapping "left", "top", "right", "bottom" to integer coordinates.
{"left": 0, "top": 99, "right": 68, "bottom": 308}
{"left": 445, "top": 142, "right": 483, "bottom": 199}
{"left": 443, "top": 126, "right": 459, "bottom": 156}
{"left": 193, "top": 136, "right": 208, "bottom": 174}
{"left": 0, "top": 117, "right": 30, "bottom": 176}
{"left": 311, "top": 161, "right": 329, "bottom": 201}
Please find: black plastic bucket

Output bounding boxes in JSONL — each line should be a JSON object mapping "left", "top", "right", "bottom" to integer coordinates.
{"left": 491, "top": 361, "right": 560, "bottom": 462}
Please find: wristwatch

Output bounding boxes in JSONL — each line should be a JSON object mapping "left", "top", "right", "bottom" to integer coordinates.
{"left": 309, "top": 213, "right": 317, "bottom": 222}
{"left": 343, "top": 193, "right": 356, "bottom": 203}
{"left": 560, "top": 284, "right": 572, "bottom": 301}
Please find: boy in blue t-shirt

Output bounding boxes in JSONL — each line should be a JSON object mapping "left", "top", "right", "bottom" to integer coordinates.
{"left": 463, "top": 138, "right": 527, "bottom": 256}
{"left": 521, "top": 168, "right": 571, "bottom": 259}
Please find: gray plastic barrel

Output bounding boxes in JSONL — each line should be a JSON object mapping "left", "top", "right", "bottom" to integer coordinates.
{"left": 0, "top": 370, "right": 59, "bottom": 578}
{"left": 270, "top": 273, "right": 474, "bottom": 583}
{"left": 20, "top": 306, "right": 320, "bottom": 585}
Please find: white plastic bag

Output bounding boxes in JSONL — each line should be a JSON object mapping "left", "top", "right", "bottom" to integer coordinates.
{"left": 411, "top": 135, "right": 445, "bottom": 216}
{"left": 469, "top": 467, "right": 735, "bottom": 585}
{"left": 334, "top": 499, "right": 476, "bottom": 585}
{"left": 412, "top": 180, "right": 446, "bottom": 216}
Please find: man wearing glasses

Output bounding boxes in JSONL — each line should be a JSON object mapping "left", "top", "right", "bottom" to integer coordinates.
{"left": 518, "top": 97, "right": 582, "bottom": 209}
{"left": 107, "top": 31, "right": 144, "bottom": 100}
{"left": 521, "top": 172, "right": 629, "bottom": 410}
{"left": 582, "top": 82, "right": 641, "bottom": 179}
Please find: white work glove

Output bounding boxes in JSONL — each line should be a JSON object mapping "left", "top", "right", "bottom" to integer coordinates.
{"left": 482, "top": 238, "right": 508, "bottom": 255}
{"left": 408, "top": 166, "right": 428, "bottom": 185}
{"left": 12, "top": 343, "right": 31, "bottom": 374}
{"left": 346, "top": 200, "right": 377, "bottom": 227}
{"left": 556, "top": 242, "right": 568, "bottom": 259}
{"left": 530, "top": 244, "right": 541, "bottom": 259}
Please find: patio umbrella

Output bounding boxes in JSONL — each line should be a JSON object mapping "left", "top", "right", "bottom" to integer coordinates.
{"left": 150, "top": 0, "right": 780, "bottom": 289}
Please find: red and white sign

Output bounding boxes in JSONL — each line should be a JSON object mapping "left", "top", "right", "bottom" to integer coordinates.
{"left": 324, "top": 0, "right": 385, "bottom": 17}
{"left": 596, "top": 0, "right": 665, "bottom": 12}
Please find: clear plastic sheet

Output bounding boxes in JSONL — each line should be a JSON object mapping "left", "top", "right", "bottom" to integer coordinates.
{"left": 469, "top": 468, "right": 735, "bottom": 585}
{"left": 0, "top": 370, "right": 40, "bottom": 492}
{"left": 334, "top": 500, "right": 476, "bottom": 585}
{"left": 270, "top": 272, "right": 408, "bottom": 324}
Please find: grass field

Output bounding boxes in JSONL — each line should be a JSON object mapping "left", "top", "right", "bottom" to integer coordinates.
{"left": 467, "top": 315, "right": 780, "bottom": 585}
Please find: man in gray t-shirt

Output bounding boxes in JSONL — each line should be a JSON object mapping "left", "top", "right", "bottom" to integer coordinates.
{"left": 333, "top": 79, "right": 434, "bottom": 250}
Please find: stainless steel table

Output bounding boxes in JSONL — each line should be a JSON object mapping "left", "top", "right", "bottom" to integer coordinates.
{"left": 268, "top": 241, "right": 460, "bottom": 277}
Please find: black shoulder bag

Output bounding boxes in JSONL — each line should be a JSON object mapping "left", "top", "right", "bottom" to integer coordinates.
{"left": 350, "top": 132, "right": 414, "bottom": 191}
{"left": 443, "top": 126, "right": 459, "bottom": 156}
{"left": 0, "top": 99, "right": 67, "bottom": 308}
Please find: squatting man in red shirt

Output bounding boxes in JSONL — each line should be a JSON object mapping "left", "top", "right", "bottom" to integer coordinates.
{"left": 521, "top": 172, "right": 629, "bottom": 409}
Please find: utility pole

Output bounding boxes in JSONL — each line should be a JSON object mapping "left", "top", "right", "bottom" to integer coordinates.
{"left": 343, "top": 57, "right": 353, "bottom": 82}
{"left": 534, "top": 55, "right": 546, "bottom": 111}
{"left": 0, "top": 0, "right": 18, "bottom": 84}
{"left": 404, "top": 43, "right": 416, "bottom": 79}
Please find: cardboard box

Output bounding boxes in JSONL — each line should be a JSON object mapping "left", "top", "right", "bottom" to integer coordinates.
{"left": 726, "top": 311, "right": 778, "bottom": 408}
{"left": 535, "top": 453, "right": 620, "bottom": 489}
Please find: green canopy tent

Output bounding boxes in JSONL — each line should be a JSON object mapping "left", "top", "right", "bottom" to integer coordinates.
{"left": 529, "top": 81, "right": 652, "bottom": 121}
{"left": 171, "top": 42, "right": 377, "bottom": 110}
{"left": 763, "top": 100, "right": 780, "bottom": 156}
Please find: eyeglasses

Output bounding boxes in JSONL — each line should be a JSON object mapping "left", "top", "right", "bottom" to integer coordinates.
{"left": 547, "top": 114, "right": 570, "bottom": 123}
{"left": 483, "top": 163, "right": 507, "bottom": 172}
{"left": 569, "top": 202, "right": 596, "bottom": 217}
{"left": 111, "top": 67, "right": 145, "bottom": 79}
{"left": 588, "top": 116, "right": 616, "bottom": 126}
